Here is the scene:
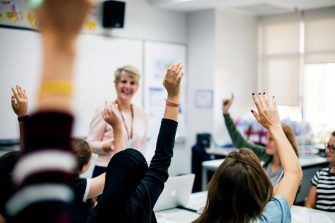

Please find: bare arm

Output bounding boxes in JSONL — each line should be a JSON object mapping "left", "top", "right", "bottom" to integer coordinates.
{"left": 11, "top": 85, "right": 28, "bottom": 150}
{"left": 305, "top": 186, "right": 317, "bottom": 208}
{"left": 163, "top": 63, "right": 183, "bottom": 121}
{"left": 88, "top": 173, "right": 106, "bottom": 199}
{"left": 251, "top": 93, "right": 302, "bottom": 207}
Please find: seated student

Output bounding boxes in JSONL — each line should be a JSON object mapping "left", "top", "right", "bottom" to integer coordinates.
{"left": 193, "top": 93, "right": 302, "bottom": 223}
{"left": 305, "top": 130, "right": 335, "bottom": 212}
{"left": 222, "top": 95, "right": 299, "bottom": 187}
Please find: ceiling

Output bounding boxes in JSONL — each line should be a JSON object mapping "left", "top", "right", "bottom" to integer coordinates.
{"left": 148, "top": 0, "right": 335, "bottom": 15}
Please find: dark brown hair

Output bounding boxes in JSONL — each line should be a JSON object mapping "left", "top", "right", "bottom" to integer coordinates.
{"left": 71, "top": 137, "right": 92, "bottom": 179}
{"left": 331, "top": 131, "right": 335, "bottom": 137}
{"left": 193, "top": 149, "right": 273, "bottom": 223}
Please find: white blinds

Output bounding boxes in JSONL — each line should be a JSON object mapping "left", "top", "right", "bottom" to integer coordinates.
{"left": 259, "top": 12, "right": 301, "bottom": 106}
{"left": 304, "top": 7, "right": 335, "bottom": 64}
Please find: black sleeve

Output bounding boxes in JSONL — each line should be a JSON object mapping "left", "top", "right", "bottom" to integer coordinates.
{"left": 134, "top": 118, "right": 178, "bottom": 210}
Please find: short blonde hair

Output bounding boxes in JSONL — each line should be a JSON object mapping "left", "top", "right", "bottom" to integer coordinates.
{"left": 114, "top": 65, "right": 140, "bottom": 85}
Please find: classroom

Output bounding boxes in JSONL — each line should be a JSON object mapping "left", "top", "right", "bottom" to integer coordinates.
{"left": 1, "top": 0, "right": 335, "bottom": 222}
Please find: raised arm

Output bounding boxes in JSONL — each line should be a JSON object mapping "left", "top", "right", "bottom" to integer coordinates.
{"left": 251, "top": 93, "right": 302, "bottom": 207}
{"left": 222, "top": 97, "right": 266, "bottom": 158}
{"left": 11, "top": 85, "right": 28, "bottom": 151}
{"left": 102, "top": 102, "right": 125, "bottom": 154}
{"left": 6, "top": 1, "right": 93, "bottom": 222}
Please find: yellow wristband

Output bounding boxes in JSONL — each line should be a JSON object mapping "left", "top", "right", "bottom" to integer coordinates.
{"left": 39, "top": 81, "right": 73, "bottom": 98}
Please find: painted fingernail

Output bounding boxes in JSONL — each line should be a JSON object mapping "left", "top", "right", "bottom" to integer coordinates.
{"left": 258, "top": 92, "right": 261, "bottom": 95}
{"left": 263, "top": 92, "right": 266, "bottom": 94}
{"left": 251, "top": 110, "right": 254, "bottom": 113}
{"left": 252, "top": 92, "right": 255, "bottom": 95}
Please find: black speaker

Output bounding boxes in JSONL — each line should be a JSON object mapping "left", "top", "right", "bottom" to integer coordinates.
{"left": 102, "top": 0, "right": 126, "bottom": 28}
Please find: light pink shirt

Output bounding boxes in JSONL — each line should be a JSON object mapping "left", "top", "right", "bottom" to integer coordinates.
{"left": 87, "top": 103, "right": 148, "bottom": 167}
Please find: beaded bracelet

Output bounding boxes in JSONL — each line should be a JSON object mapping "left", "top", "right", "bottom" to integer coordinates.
{"left": 38, "top": 81, "right": 73, "bottom": 98}
{"left": 165, "top": 99, "right": 180, "bottom": 107}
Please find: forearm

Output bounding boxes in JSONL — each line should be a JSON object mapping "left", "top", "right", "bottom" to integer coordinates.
{"left": 270, "top": 126, "right": 302, "bottom": 206}
{"left": 37, "top": 34, "right": 77, "bottom": 113}
{"left": 112, "top": 125, "right": 125, "bottom": 154}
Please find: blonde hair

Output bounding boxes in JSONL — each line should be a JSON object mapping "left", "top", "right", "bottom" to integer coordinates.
{"left": 282, "top": 124, "right": 299, "bottom": 157}
{"left": 114, "top": 65, "right": 140, "bottom": 85}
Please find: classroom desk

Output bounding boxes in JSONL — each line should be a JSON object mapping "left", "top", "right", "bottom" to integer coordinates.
{"left": 201, "top": 156, "right": 329, "bottom": 203}
{"left": 156, "top": 191, "right": 335, "bottom": 223}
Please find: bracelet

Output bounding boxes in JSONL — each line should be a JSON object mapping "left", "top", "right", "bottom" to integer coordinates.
{"left": 38, "top": 81, "right": 73, "bottom": 98}
{"left": 165, "top": 99, "right": 180, "bottom": 107}
{"left": 18, "top": 115, "right": 29, "bottom": 122}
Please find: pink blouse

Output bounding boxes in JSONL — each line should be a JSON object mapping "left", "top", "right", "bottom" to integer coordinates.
{"left": 87, "top": 103, "right": 148, "bottom": 167}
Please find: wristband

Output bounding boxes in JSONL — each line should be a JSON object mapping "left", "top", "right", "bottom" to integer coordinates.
{"left": 165, "top": 99, "right": 180, "bottom": 107}
{"left": 18, "top": 115, "right": 29, "bottom": 122}
{"left": 38, "top": 81, "right": 73, "bottom": 98}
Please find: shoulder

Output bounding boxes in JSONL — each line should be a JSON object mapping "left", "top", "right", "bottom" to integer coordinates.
{"left": 260, "top": 195, "right": 291, "bottom": 223}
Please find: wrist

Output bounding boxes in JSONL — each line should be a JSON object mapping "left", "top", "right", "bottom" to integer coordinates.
{"left": 165, "top": 99, "right": 180, "bottom": 107}
{"left": 18, "top": 115, "right": 29, "bottom": 122}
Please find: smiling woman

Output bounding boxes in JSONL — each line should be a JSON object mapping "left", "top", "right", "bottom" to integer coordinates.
{"left": 87, "top": 65, "right": 148, "bottom": 183}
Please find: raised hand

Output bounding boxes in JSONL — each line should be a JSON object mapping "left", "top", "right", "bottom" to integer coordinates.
{"left": 35, "top": 0, "right": 94, "bottom": 41}
{"left": 11, "top": 85, "right": 28, "bottom": 117}
{"left": 251, "top": 92, "right": 281, "bottom": 130}
{"left": 163, "top": 63, "right": 184, "bottom": 103}
{"left": 222, "top": 93, "right": 234, "bottom": 115}
{"left": 102, "top": 102, "right": 122, "bottom": 128}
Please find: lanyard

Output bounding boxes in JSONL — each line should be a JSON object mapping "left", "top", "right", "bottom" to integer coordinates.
{"left": 114, "top": 101, "right": 134, "bottom": 139}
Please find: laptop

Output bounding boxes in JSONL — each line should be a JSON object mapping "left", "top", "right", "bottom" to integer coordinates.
{"left": 154, "top": 173, "right": 195, "bottom": 212}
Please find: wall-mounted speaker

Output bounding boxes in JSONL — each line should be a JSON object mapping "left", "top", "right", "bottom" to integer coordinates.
{"left": 102, "top": 0, "right": 126, "bottom": 28}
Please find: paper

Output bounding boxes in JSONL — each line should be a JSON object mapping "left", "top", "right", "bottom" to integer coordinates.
{"left": 292, "top": 212, "right": 335, "bottom": 223}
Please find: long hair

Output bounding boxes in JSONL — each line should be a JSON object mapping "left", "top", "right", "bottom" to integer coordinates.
{"left": 282, "top": 124, "right": 299, "bottom": 157}
{"left": 193, "top": 149, "right": 273, "bottom": 223}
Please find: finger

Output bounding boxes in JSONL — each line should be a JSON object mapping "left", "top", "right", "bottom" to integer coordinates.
{"left": 272, "top": 96, "right": 277, "bottom": 108}
{"left": 16, "top": 85, "right": 23, "bottom": 98}
{"left": 252, "top": 93, "right": 262, "bottom": 112}
{"left": 251, "top": 110, "right": 259, "bottom": 122}
{"left": 11, "top": 87, "right": 19, "bottom": 100}
{"left": 175, "top": 63, "right": 183, "bottom": 74}
{"left": 177, "top": 72, "right": 184, "bottom": 83}
{"left": 11, "top": 95, "right": 16, "bottom": 107}
{"left": 260, "top": 92, "right": 270, "bottom": 109}
{"left": 258, "top": 92, "right": 266, "bottom": 109}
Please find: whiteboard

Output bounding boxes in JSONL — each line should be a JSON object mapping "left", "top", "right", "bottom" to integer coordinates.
{"left": 0, "top": 28, "right": 143, "bottom": 139}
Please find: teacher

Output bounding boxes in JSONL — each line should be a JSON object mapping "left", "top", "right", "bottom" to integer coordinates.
{"left": 87, "top": 65, "right": 148, "bottom": 178}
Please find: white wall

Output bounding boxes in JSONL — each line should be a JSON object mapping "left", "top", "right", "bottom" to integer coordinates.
{"left": 108, "top": 0, "right": 187, "bottom": 43}
{"left": 213, "top": 10, "right": 258, "bottom": 144}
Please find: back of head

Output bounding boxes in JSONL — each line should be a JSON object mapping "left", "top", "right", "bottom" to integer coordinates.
{"left": 194, "top": 149, "right": 273, "bottom": 223}
{"left": 281, "top": 124, "right": 299, "bottom": 157}
{"left": 114, "top": 65, "right": 140, "bottom": 85}
{"left": 89, "top": 148, "right": 148, "bottom": 222}
{"left": 0, "top": 150, "right": 20, "bottom": 218}
{"left": 71, "top": 137, "right": 92, "bottom": 179}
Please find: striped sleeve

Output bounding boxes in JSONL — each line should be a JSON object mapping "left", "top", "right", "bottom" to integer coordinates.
{"left": 6, "top": 112, "right": 76, "bottom": 223}
{"left": 314, "top": 168, "right": 335, "bottom": 212}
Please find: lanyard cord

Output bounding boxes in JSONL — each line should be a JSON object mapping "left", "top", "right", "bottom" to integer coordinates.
{"left": 114, "top": 100, "right": 134, "bottom": 139}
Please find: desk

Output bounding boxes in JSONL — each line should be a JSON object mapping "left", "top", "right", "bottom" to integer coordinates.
{"left": 156, "top": 191, "right": 335, "bottom": 223}
{"left": 201, "top": 156, "right": 329, "bottom": 203}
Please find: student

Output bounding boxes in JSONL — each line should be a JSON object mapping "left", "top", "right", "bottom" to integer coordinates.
{"left": 193, "top": 93, "right": 302, "bottom": 223}
{"left": 10, "top": 87, "right": 124, "bottom": 222}
{"left": 87, "top": 63, "right": 183, "bottom": 223}
{"left": 305, "top": 130, "right": 335, "bottom": 212}
{"left": 87, "top": 65, "right": 149, "bottom": 179}
{"left": 222, "top": 96, "right": 299, "bottom": 187}
{"left": 5, "top": 0, "right": 94, "bottom": 222}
